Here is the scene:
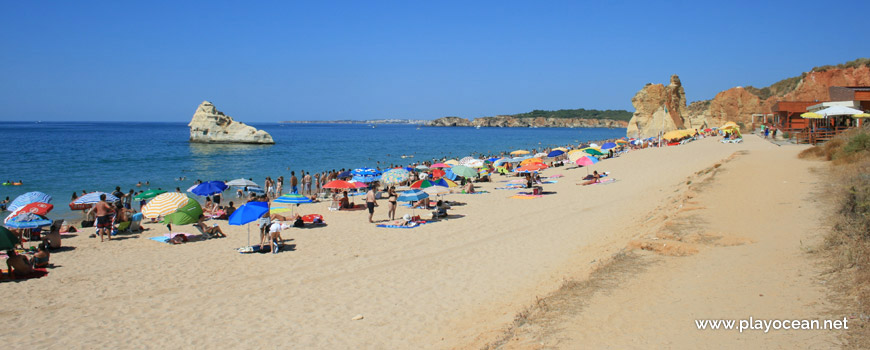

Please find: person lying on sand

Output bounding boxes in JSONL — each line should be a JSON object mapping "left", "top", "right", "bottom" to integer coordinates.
{"left": 169, "top": 234, "right": 189, "bottom": 244}
{"left": 578, "top": 171, "right": 602, "bottom": 186}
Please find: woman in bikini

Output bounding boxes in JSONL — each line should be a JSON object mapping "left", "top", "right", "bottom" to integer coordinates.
{"left": 387, "top": 186, "right": 398, "bottom": 220}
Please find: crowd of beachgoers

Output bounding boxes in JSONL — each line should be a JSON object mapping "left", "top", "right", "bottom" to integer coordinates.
{"left": 2, "top": 127, "right": 742, "bottom": 279}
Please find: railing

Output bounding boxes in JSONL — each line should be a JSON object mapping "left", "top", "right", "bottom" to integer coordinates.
{"left": 788, "top": 127, "right": 851, "bottom": 145}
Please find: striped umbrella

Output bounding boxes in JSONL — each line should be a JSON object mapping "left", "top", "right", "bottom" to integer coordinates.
{"left": 323, "top": 180, "right": 356, "bottom": 190}
{"left": 397, "top": 189, "right": 429, "bottom": 202}
{"left": 5, "top": 202, "right": 53, "bottom": 222}
{"left": 141, "top": 192, "right": 191, "bottom": 218}
{"left": 4, "top": 213, "right": 52, "bottom": 229}
{"left": 74, "top": 191, "right": 119, "bottom": 205}
{"left": 430, "top": 163, "right": 451, "bottom": 168}
{"left": 434, "top": 178, "right": 459, "bottom": 188}
{"left": 443, "top": 159, "right": 460, "bottom": 166}
{"left": 459, "top": 156, "right": 476, "bottom": 166}
{"left": 274, "top": 194, "right": 313, "bottom": 204}
{"left": 8, "top": 191, "right": 52, "bottom": 213}
{"left": 510, "top": 150, "right": 530, "bottom": 156}
{"left": 575, "top": 156, "right": 599, "bottom": 166}
{"left": 380, "top": 169, "right": 410, "bottom": 186}
{"left": 410, "top": 180, "right": 437, "bottom": 189}
{"left": 423, "top": 186, "right": 450, "bottom": 196}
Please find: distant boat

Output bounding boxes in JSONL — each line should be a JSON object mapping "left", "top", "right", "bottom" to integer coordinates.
{"left": 475, "top": 125, "right": 481, "bottom": 129}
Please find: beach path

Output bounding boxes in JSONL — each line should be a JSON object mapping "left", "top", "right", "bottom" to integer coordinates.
{"left": 496, "top": 140, "right": 841, "bottom": 349}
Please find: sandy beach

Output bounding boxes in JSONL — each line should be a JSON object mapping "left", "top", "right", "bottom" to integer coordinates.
{"left": 1, "top": 135, "right": 839, "bottom": 349}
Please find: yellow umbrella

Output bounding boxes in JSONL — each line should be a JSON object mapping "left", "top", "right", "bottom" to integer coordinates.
{"left": 800, "top": 112, "right": 824, "bottom": 119}
{"left": 519, "top": 157, "right": 543, "bottom": 166}
{"left": 852, "top": 113, "right": 870, "bottom": 118}
{"left": 663, "top": 129, "right": 692, "bottom": 140}
{"left": 615, "top": 140, "right": 628, "bottom": 144}
{"left": 443, "top": 159, "right": 460, "bottom": 166}
{"left": 552, "top": 147, "right": 568, "bottom": 152}
{"left": 141, "top": 192, "right": 191, "bottom": 218}
{"left": 510, "top": 150, "right": 530, "bottom": 156}
{"left": 722, "top": 121, "right": 738, "bottom": 128}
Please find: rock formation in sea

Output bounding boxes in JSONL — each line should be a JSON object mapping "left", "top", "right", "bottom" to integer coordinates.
{"left": 188, "top": 101, "right": 274, "bottom": 144}
{"left": 428, "top": 116, "right": 627, "bottom": 128}
{"left": 628, "top": 59, "right": 870, "bottom": 138}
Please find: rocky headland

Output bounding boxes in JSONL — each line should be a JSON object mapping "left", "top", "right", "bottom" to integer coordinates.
{"left": 188, "top": 101, "right": 274, "bottom": 144}
{"left": 627, "top": 58, "right": 870, "bottom": 138}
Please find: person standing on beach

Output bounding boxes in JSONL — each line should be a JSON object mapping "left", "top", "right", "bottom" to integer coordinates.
{"left": 387, "top": 186, "right": 397, "bottom": 220}
{"left": 94, "top": 194, "right": 113, "bottom": 242}
{"left": 290, "top": 171, "right": 298, "bottom": 194}
{"left": 112, "top": 186, "right": 125, "bottom": 205}
{"left": 365, "top": 184, "right": 378, "bottom": 223}
{"left": 276, "top": 176, "right": 284, "bottom": 196}
{"left": 264, "top": 177, "right": 273, "bottom": 199}
{"left": 303, "top": 171, "right": 311, "bottom": 195}
{"left": 125, "top": 189, "right": 133, "bottom": 209}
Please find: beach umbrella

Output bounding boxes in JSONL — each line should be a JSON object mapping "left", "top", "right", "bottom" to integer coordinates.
{"left": 662, "top": 129, "right": 692, "bottom": 140}
{"left": 141, "top": 192, "right": 191, "bottom": 218}
{"left": 410, "top": 179, "right": 437, "bottom": 189}
{"left": 459, "top": 157, "right": 476, "bottom": 166}
{"left": 270, "top": 207, "right": 292, "bottom": 214}
{"left": 6, "top": 202, "right": 53, "bottom": 221}
{"left": 190, "top": 181, "right": 228, "bottom": 196}
{"left": 423, "top": 186, "right": 450, "bottom": 196}
{"left": 443, "top": 159, "right": 460, "bottom": 166}
{"left": 351, "top": 168, "right": 381, "bottom": 183}
{"left": 547, "top": 150, "right": 565, "bottom": 158}
{"left": 434, "top": 178, "right": 459, "bottom": 188}
{"left": 588, "top": 143, "right": 599, "bottom": 149}
{"left": 583, "top": 148, "right": 604, "bottom": 156}
{"left": 466, "top": 159, "right": 485, "bottom": 168}
{"left": 442, "top": 168, "right": 458, "bottom": 181}
{"left": 0, "top": 227, "right": 20, "bottom": 250}
{"left": 600, "top": 142, "right": 617, "bottom": 150}
{"left": 428, "top": 168, "right": 445, "bottom": 179}
{"left": 510, "top": 150, "right": 530, "bottom": 156}
{"left": 854, "top": 113, "right": 870, "bottom": 118}
{"left": 226, "top": 178, "right": 259, "bottom": 187}
{"left": 430, "top": 162, "right": 451, "bottom": 168}
{"left": 323, "top": 180, "right": 356, "bottom": 190}
{"left": 519, "top": 158, "right": 544, "bottom": 166}
{"left": 534, "top": 152, "right": 548, "bottom": 158}
{"left": 615, "top": 140, "right": 628, "bottom": 144}
{"left": 815, "top": 105, "right": 864, "bottom": 117}
{"left": 8, "top": 192, "right": 52, "bottom": 213}
{"left": 380, "top": 169, "right": 410, "bottom": 186}
{"left": 74, "top": 192, "right": 119, "bottom": 205}
{"left": 133, "top": 189, "right": 167, "bottom": 201}
{"left": 450, "top": 165, "right": 478, "bottom": 178}
{"left": 4, "top": 213, "right": 52, "bottom": 229}
{"left": 414, "top": 164, "right": 429, "bottom": 171}
{"left": 397, "top": 189, "right": 428, "bottom": 202}
{"left": 349, "top": 181, "right": 368, "bottom": 189}
{"left": 274, "top": 194, "right": 313, "bottom": 204}
{"left": 337, "top": 171, "right": 352, "bottom": 179}
{"left": 553, "top": 147, "right": 568, "bottom": 152}
{"left": 799, "top": 112, "right": 823, "bottom": 119}
{"left": 229, "top": 201, "right": 269, "bottom": 247}
{"left": 493, "top": 158, "right": 509, "bottom": 166}
{"left": 575, "top": 156, "right": 599, "bottom": 167}
{"left": 161, "top": 198, "right": 203, "bottom": 226}
{"left": 516, "top": 163, "right": 548, "bottom": 172}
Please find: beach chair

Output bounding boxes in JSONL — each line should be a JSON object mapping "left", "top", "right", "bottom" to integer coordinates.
{"left": 193, "top": 224, "right": 214, "bottom": 239}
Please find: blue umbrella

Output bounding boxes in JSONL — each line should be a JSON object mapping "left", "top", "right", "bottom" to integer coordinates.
{"left": 8, "top": 191, "right": 52, "bottom": 213}
{"left": 600, "top": 142, "right": 617, "bottom": 150}
{"left": 547, "top": 150, "right": 565, "bottom": 157}
{"left": 190, "top": 181, "right": 228, "bottom": 196}
{"left": 74, "top": 191, "right": 119, "bottom": 204}
{"left": 351, "top": 168, "right": 381, "bottom": 183}
{"left": 229, "top": 201, "right": 270, "bottom": 247}
{"left": 4, "top": 213, "right": 52, "bottom": 229}
{"left": 337, "top": 171, "right": 352, "bottom": 179}
{"left": 442, "top": 168, "right": 458, "bottom": 181}
{"left": 397, "top": 189, "right": 429, "bottom": 202}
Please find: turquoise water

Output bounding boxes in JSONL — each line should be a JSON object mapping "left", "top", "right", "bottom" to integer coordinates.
{"left": 0, "top": 122, "right": 625, "bottom": 220}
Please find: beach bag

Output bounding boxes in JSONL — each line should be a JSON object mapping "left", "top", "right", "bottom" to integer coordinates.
{"left": 293, "top": 217, "right": 304, "bottom": 228}
{"left": 81, "top": 220, "right": 94, "bottom": 228}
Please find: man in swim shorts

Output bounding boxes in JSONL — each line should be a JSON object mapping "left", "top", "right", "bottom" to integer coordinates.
{"left": 365, "top": 184, "right": 378, "bottom": 223}
{"left": 94, "top": 194, "right": 114, "bottom": 242}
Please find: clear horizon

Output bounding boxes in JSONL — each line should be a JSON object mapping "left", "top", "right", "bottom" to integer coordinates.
{"left": 1, "top": 0, "right": 868, "bottom": 122}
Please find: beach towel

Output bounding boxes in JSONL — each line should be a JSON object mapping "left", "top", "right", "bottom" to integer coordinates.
{"left": 237, "top": 243, "right": 286, "bottom": 254}
{"left": 460, "top": 190, "right": 489, "bottom": 194}
{"left": 0, "top": 268, "right": 48, "bottom": 282}
{"left": 376, "top": 221, "right": 427, "bottom": 229}
{"left": 400, "top": 203, "right": 434, "bottom": 209}
{"left": 301, "top": 214, "right": 325, "bottom": 224}
{"left": 586, "top": 178, "right": 616, "bottom": 185}
{"left": 510, "top": 194, "right": 543, "bottom": 199}
{"left": 339, "top": 204, "right": 365, "bottom": 211}
{"left": 148, "top": 233, "right": 199, "bottom": 243}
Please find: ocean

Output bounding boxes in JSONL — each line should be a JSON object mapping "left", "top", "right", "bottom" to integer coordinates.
{"left": 0, "top": 122, "right": 625, "bottom": 220}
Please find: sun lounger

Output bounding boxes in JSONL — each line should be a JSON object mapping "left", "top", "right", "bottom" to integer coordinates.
{"left": 193, "top": 225, "right": 214, "bottom": 239}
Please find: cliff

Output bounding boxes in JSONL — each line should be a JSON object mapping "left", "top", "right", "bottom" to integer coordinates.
{"left": 428, "top": 116, "right": 627, "bottom": 128}
{"left": 188, "top": 101, "right": 275, "bottom": 144}
{"left": 628, "top": 58, "right": 870, "bottom": 138}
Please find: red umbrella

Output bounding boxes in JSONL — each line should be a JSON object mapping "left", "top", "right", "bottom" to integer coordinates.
{"left": 430, "top": 169, "right": 446, "bottom": 178}
{"left": 516, "top": 163, "right": 548, "bottom": 172}
{"left": 9, "top": 202, "right": 54, "bottom": 218}
{"left": 410, "top": 180, "right": 437, "bottom": 189}
{"left": 323, "top": 180, "right": 357, "bottom": 190}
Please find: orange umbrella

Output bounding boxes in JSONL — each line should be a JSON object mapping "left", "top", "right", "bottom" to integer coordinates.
{"left": 519, "top": 157, "right": 544, "bottom": 166}
{"left": 516, "top": 163, "right": 548, "bottom": 172}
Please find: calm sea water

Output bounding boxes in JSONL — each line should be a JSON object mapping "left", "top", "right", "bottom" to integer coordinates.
{"left": 0, "top": 122, "right": 625, "bottom": 220}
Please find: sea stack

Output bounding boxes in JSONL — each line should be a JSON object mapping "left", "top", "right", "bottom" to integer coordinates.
{"left": 188, "top": 101, "right": 274, "bottom": 144}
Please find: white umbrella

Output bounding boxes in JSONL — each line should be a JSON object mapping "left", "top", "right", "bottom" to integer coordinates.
{"left": 226, "top": 178, "right": 259, "bottom": 187}
{"left": 815, "top": 105, "right": 864, "bottom": 117}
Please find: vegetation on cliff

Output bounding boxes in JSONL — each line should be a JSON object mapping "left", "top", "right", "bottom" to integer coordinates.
{"left": 743, "top": 57, "right": 870, "bottom": 100}
{"left": 510, "top": 108, "right": 633, "bottom": 121}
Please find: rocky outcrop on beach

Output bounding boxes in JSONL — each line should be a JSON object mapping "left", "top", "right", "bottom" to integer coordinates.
{"left": 627, "top": 59, "right": 870, "bottom": 138}
{"left": 626, "top": 75, "right": 704, "bottom": 138}
{"left": 427, "top": 116, "right": 627, "bottom": 128}
{"left": 188, "top": 101, "right": 274, "bottom": 144}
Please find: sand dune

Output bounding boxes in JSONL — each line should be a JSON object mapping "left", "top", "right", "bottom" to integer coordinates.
{"left": 1, "top": 136, "right": 821, "bottom": 349}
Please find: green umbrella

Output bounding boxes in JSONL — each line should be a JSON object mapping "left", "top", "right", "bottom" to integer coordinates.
{"left": 0, "top": 227, "right": 20, "bottom": 251}
{"left": 450, "top": 165, "right": 478, "bottom": 178}
{"left": 161, "top": 198, "right": 203, "bottom": 226}
{"left": 584, "top": 148, "right": 604, "bottom": 156}
{"left": 134, "top": 189, "right": 167, "bottom": 201}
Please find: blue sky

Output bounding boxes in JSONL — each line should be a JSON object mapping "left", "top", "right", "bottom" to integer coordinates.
{"left": 1, "top": 0, "right": 868, "bottom": 122}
